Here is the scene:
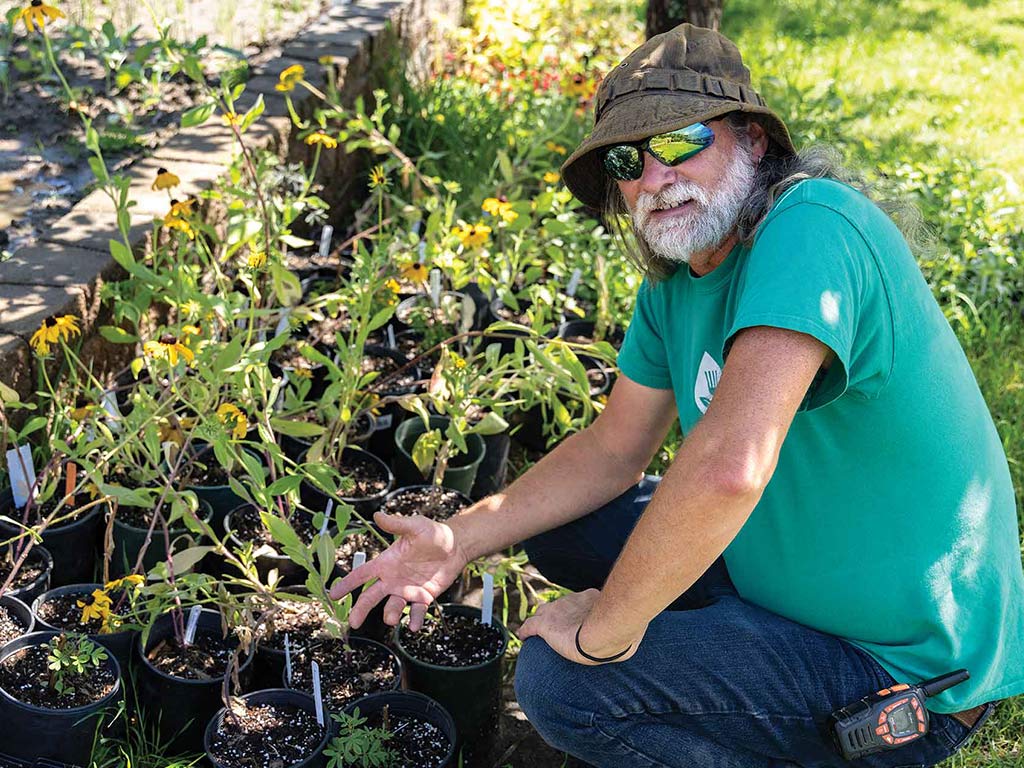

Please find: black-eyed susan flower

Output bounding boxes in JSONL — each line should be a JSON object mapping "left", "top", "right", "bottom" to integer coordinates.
{"left": 247, "top": 250, "right": 267, "bottom": 269}
{"left": 401, "top": 262, "right": 428, "bottom": 283}
{"left": 144, "top": 334, "right": 194, "bottom": 366}
{"left": 452, "top": 223, "right": 491, "bottom": 249}
{"left": 104, "top": 574, "right": 144, "bottom": 591}
{"left": 29, "top": 314, "right": 80, "bottom": 355}
{"left": 384, "top": 278, "right": 401, "bottom": 294}
{"left": 368, "top": 165, "right": 389, "bottom": 190}
{"left": 543, "top": 171, "right": 560, "bottom": 184}
{"left": 217, "top": 403, "right": 248, "bottom": 440}
{"left": 168, "top": 198, "right": 197, "bottom": 218}
{"left": 18, "top": 0, "right": 65, "bottom": 33}
{"left": 482, "top": 196, "right": 518, "bottom": 223}
{"left": 276, "top": 64, "right": 305, "bottom": 93}
{"left": 163, "top": 216, "right": 195, "bottom": 239}
{"left": 305, "top": 131, "right": 338, "bottom": 149}
{"left": 78, "top": 588, "right": 113, "bottom": 629}
{"left": 545, "top": 141, "right": 567, "bottom": 156}
{"left": 151, "top": 168, "right": 180, "bottom": 192}
{"left": 563, "top": 73, "right": 591, "bottom": 99}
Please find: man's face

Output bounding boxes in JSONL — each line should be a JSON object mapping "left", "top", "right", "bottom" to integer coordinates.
{"left": 616, "top": 119, "right": 759, "bottom": 265}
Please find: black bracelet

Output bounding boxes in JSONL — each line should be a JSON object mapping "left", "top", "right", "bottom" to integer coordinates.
{"left": 575, "top": 623, "right": 632, "bottom": 663}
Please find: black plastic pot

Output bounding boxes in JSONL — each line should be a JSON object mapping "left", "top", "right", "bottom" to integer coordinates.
{"left": 470, "top": 432, "right": 511, "bottom": 500}
{"left": 1, "top": 545, "right": 53, "bottom": 606}
{"left": 393, "top": 604, "right": 508, "bottom": 747}
{"left": 31, "top": 584, "right": 137, "bottom": 682}
{"left": 0, "top": 486, "right": 104, "bottom": 587}
{"left": 204, "top": 688, "right": 331, "bottom": 768}
{"left": 0, "top": 631, "right": 122, "bottom": 763}
{"left": 556, "top": 318, "right": 624, "bottom": 349}
{"left": 363, "top": 345, "right": 422, "bottom": 464}
{"left": 299, "top": 446, "right": 394, "bottom": 518}
{"left": 135, "top": 608, "right": 254, "bottom": 753}
{"left": 0, "top": 595, "right": 34, "bottom": 642}
{"left": 340, "top": 691, "right": 457, "bottom": 768}
{"left": 392, "top": 416, "right": 486, "bottom": 496}
{"left": 284, "top": 635, "right": 402, "bottom": 712}
{"left": 109, "top": 497, "right": 214, "bottom": 577}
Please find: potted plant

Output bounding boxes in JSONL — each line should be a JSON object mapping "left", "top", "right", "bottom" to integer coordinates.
{"left": 393, "top": 604, "right": 508, "bottom": 749}
{"left": 330, "top": 691, "right": 457, "bottom": 768}
{"left": 0, "top": 545, "right": 53, "bottom": 606}
{"left": 205, "top": 688, "right": 332, "bottom": 768}
{"left": 250, "top": 589, "right": 345, "bottom": 690}
{"left": 135, "top": 606, "right": 255, "bottom": 753}
{"left": 0, "top": 631, "right": 122, "bottom": 763}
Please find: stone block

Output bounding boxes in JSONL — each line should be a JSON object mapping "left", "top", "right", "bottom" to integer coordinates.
{"left": 0, "top": 243, "right": 115, "bottom": 287}
{"left": 72, "top": 157, "right": 229, "bottom": 218}
{"left": 41, "top": 202, "right": 155, "bottom": 255}
{"left": 0, "top": 284, "right": 87, "bottom": 337}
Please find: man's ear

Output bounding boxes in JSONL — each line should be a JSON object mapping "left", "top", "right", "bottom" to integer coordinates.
{"left": 748, "top": 120, "right": 769, "bottom": 162}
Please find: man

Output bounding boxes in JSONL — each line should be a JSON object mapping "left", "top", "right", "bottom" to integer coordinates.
{"left": 330, "top": 24, "right": 1024, "bottom": 767}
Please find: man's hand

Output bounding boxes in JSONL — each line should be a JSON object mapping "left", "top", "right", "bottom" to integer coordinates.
{"left": 518, "top": 589, "right": 642, "bottom": 665}
{"left": 329, "top": 511, "right": 469, "bottom": 631}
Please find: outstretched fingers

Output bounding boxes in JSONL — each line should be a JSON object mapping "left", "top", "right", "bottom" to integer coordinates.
{"left": 409, "top": 602, "right": 428, "bottom": 632}
{"left": 329, "top": 557, "right": 382, "bottom": 601}
{"left": 383, "top": 594, "right": 406, "bottom": 626}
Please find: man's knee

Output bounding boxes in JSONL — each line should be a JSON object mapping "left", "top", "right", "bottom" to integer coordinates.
{"left": 515, "top": 638, "right": 591, "bottom": 746}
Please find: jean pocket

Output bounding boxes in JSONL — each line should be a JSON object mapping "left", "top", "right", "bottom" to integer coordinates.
{"left": 933, "top": 702, "right": 996, "bottom": 753}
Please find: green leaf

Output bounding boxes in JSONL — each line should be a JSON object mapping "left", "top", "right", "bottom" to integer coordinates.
{"left": 466, "top": 411, "right": 508, "bottom": 436}
{"left": 264, "top": 475, "right": 303, "bottom": 497}
{"left": 269, "top": 418, "right": 325, "bottom": 438}
{"left": 240, "top": 94, "right": 264, "bottom": 132}
{"left": 181, "top": 101, "right": 216, "bottom": 128}
{"left": 279, "top": 234, "right": 315, "bottom": 248}
{"left": 170, "top": 546, "right": 214, "bottom": 574}
{"left": 411, "top": 429, "right": 441, "bottom": 477}
{"left": 99, "top": 325, "right": 138, "bottom": 344}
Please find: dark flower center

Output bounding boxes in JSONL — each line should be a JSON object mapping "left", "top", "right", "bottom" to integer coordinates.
{"left": 159, "top": 334, "right": 177, "bottom": 345}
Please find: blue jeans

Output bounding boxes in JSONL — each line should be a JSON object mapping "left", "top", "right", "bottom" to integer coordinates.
{"left": 515, "top": 476, "right": 995, "bottom": 768}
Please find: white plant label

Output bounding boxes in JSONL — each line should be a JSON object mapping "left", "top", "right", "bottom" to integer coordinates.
{"left": 275, "top": 308, "right": 292, "bottom": 338}
{"left": 5, "top": 445, "right": 36, "bottom": 509}
{"left": 373, "top": 413, "right": 393, "bottom": 431}
{"left": 319, "top": 225, "right": 333, "bottom": 258}
{"left": 353, "top": 551, "right": 367, "bottom": 570}
{"left": 481, "top": 573, "right": 494, "bottom": 626}
{"left": 320, "top": 499, "right": 334, "bottom": 536}
{"left": 429, "top": 269, "right": 442, "bottom": 307}
{"left": 566, "top": 268, "right": 582, "bottom": 298}
{"left": 101, "top": 389, "right": 121, "bottom": 421}
{"left": 183, "top": 606, "right": 202, "bottom": 646}
{"left": 386, "top": 324, "right": 397, "bottom": 349}
{"left": 312, "top": 661, "right": 325, "bottom": 726}
{"left": 284, "top": 633, "right": 293, "bottom": 685}
{"left": 418, "top": 240, "right": 427, "bottom": 260}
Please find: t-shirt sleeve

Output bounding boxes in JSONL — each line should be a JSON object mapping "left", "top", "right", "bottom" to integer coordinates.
{"left": 724, "top": 201, "right": 894, "bottom": 411}
{"left": 616, "top": 279, "right": 673, "bottom": 390}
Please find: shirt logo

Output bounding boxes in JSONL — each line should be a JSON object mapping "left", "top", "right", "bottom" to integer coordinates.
{"left": 694, "top": 351, "right": 722, "bottom": 414}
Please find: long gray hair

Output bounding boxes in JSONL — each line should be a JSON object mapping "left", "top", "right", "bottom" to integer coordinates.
{"left": 603, "top": 112, "right": 929, "bottom": 282}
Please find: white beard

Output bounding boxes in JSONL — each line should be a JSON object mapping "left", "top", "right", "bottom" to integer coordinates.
{"left": 631, "top": 145, "right": 756, "bottom": 264}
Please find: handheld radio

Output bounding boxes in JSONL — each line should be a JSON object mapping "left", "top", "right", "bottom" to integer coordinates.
{"left": 829, "top": 669, "right": 969, "bottom": 760}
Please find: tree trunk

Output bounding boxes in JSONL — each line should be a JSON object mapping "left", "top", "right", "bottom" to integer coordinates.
{"left": 645, "top": 0, "right": 725, "bottom": 38}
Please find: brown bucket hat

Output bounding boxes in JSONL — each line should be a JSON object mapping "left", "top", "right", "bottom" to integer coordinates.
{"left": 561, "top": 23, "right": 796, "bottom": 209}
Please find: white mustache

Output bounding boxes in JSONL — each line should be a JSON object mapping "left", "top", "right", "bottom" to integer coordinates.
{"left": 633, "top": 181, "right": 711, "bottom": 228}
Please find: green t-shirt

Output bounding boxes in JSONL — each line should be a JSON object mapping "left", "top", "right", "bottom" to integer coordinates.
{"left": 616, "top": 178, "right": 1024, "bottom": 713}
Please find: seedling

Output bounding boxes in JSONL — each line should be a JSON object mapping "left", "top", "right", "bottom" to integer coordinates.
{"left": 325, "top": 706, "right": 397, "bottom": 767}
{"left": 44, "top": 633, "right": 109, "bottom": 699}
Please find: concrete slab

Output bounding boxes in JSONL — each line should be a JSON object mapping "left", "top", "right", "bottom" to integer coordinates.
{"left": 40, "top": 202, "right": 155, "bottom": 254}
{"left": 0, "top": 243, "right": 114, "bottom": 287}
{"left": 72, "top": 157, "right": 229, "bottom": 218}
{"left": 0, "top": 284, "right": 86, "bottom": 337}
{"left": 282, "top": 18, "right": 375, "bottom": 62}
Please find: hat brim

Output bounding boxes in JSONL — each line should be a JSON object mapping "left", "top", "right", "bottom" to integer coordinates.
{"left": 561, "top": 94, "right": 796, "bottom": 210}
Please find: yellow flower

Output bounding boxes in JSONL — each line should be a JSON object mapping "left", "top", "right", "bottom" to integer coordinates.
{"left": 276, "top": 64, "right": 305, "bottom": 92}
{"left": 181, "top": 324, "right": 201, "bottom": 340}
{"left": 482, "top": 197, "right": 518, "bottom": 223}
{"left": 563, "top": 73, "right": 592, "bottom": 99}
{"left": 221, "top": 111, "right": 240, "bottom": 127}
{"left": 305, "top": 131, "right": 338, "bottom": 149}
{"left": 78, "top": 589, "right": 113, "bottom": 627}
{"left": 163, "top": 216, "right": 195, "bottom": 239}
{"left": 452, "top": 223, "right": 491, "bottom": 249}
{"left": 449, "top": 352, "right": 467, "bottom": 370}
{"left": 545, "top": 141, "right": 567, "bottom": 155}
{"left": 384, "top": 278, "right": 401, "bottom": 294}
{"left": 168, "top": 198, "right": 197, "bottom": 218}
{"left": 151, "top": 167, "right": 180, "bottom": 191}
{"left": 247, "top": 250, "right": 267, "bottom": 269}
{"left": 433, "top": 114, "right": 446, "bottom": 124}
{"left": 18, "top": 0, "right": 64, "bottom": 32}
{"left": 144, "top": 334, "right": 194, "bottom": 366}
{"left": 70, "top": 400, "right": 94, "bottom": 421}
{"left": 217, "top": 403, "right": 248, "bottom": 440}
{"left": 292, "top": 367, "right": 313, "bottom": 378}
{"left": 368, "top": 165, "right": 389, "bottom": 190}
{"left": 29, "top": 314, "right": 80, "bottom": 355}
{"left": 543, "top": 171, "right": 560, "bottom": 184}
{"left": 401, "top": 262, "right": 428, "bottom": 283}
{"left": 104, "top": 574, "right": 144, "bottom": 591}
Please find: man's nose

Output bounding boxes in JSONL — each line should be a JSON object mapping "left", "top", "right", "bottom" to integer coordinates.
{"left": 637, "top": 150, "right": 679, "bottom": 195}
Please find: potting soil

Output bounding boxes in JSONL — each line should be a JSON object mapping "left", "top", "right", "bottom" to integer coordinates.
{"left": 0, "top": 606, "right": 27, "bottom": 646}
{"left": 360, "top": 708, "right": 451, "bottom": 768}
{"left": 335, "top": 530, "right": 388, "bottom": 572}
{"left": 36, "top": 590, "right": 133, "bottom": 634}
{"left": 258, "top": 599, "right": 340, "bottom": 651}
{"left": 290, "top": 637, "right": 399, "bottom": 710}
{"left": 398, "top": 612, "right": 504, "bottom": 667}
{"left": 207, "top": 701, "right": 325, "bottom": 766}
{"left": 0, "top": 645, "right": 116, "bottom": 709}
{"left": 380, "top": 487, "right": 470, "bottom": 521}
{"left": 146, "top": 632, "right": 239, "bottom": 680}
